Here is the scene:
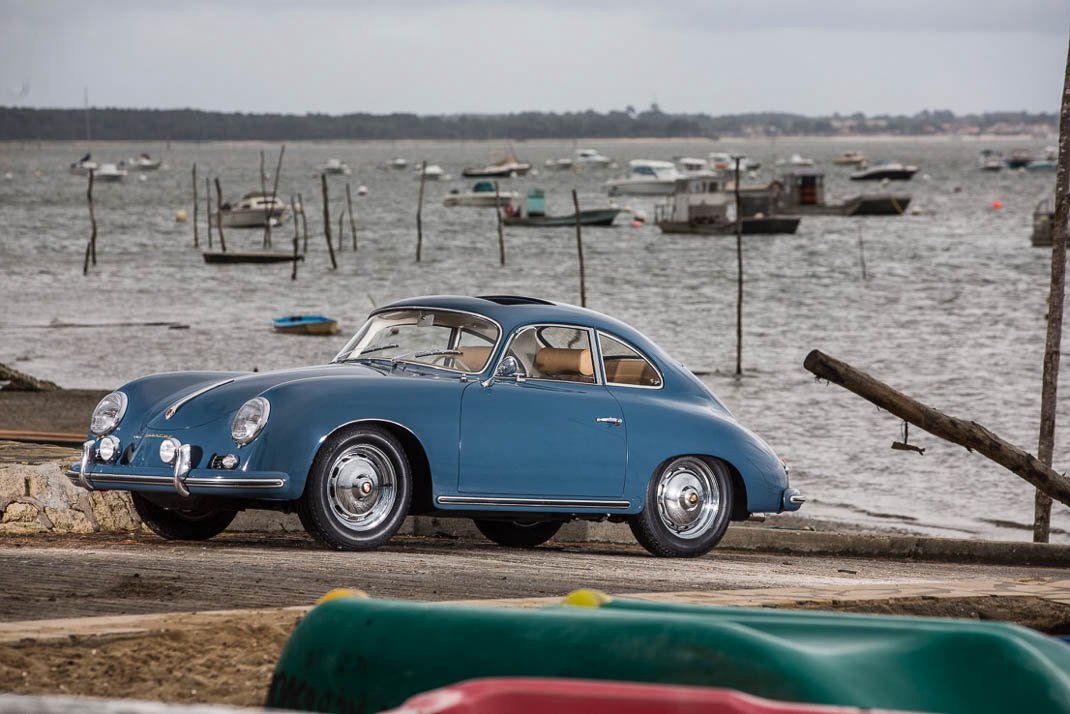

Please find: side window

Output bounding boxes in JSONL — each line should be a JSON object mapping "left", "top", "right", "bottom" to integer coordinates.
{"left": 452, "top": 328, "right": 494, "bottom": 372}
{"left": 599, "top": 334, "right": 662, "bottom": 388}
{"left": 505, "top": 326, "right": 596, "bottom": 384}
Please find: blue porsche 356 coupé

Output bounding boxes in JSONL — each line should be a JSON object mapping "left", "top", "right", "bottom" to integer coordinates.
{"left": 70, "top": 295, "right": 802, "bottom": 557}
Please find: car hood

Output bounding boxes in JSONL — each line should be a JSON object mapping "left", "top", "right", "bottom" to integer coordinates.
{"left": 144, "top": 363, "right": 381, "bottom": 430}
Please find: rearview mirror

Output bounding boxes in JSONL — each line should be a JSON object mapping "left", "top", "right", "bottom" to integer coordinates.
{"left": 482, "top": 356, "right": 524, "bottom": 388}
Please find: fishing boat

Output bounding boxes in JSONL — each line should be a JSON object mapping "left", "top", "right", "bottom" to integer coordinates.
{"left": 545, "top": 157, "right": 573, "bottom": 170}
{"left": 121, "top": 153, "right": 162, "bottom": 171}
{"left": 69, "top": 153, "right": 97, "bottom": 176}
{"left": 462, "top": 155, "right": 532, "bottom": 178}
{"left": 503, "top": 189, "right": 621, "bottom": 227}
{"left": 203, "top": 251, "right": 304, "bottom": 264}
{"left": 654, "top": 176, "right": 799, "bottom": 235}
{"left": 771, "top": 169, "right": 910, "bottom": 216}
{"left": 94, "top": 163, "right": 127, "bottom": 182}
{"left": 604, "top": 160, "right": 679, "bottom": 196}
{"left": 1005, "top": 150, "right": 1035, "bottom": 170}
{"left": 380, "top": 157, "right": 408, "bottom": 170}
{"left": 978, "top": 150, "right": 1004, "bottom": 172}
{"left": 321, "top": 158, "right": 351, "bottom": 175}
{"left": 574, "top": 148, "right": 612, "bottom": 167}
{"left": 443, "top": 181, "right": 517, "bottom": 207}
{"left": 272, "top": 315, "right": 339, "bottom": 335}
{"left": 850, "top": 161, "right": 918, "bottom": 181}
{"left": 215, "top": 192, "right": 288, "bottom": 228}
{"left": 1032, "top": 194, "right": 1055, "bottom": 247}
{"left": 675, "top": 157, "right": 709, "bottom": 175}
{"left": 833, "top": 151, "right": 868, "bottom": 167}
{"left": 414, "top": 164, "right": 450, "bottom": 181}
{"left": 1027, "top": 148, "right": 1057, "bottom": 171}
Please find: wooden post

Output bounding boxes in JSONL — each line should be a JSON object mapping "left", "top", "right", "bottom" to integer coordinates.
{"left": 322, "top": 173, "right": 337, "bottom": 270}
{"left": 338, "top": 211, "right": 345, "bottom": 252}
{"left": 214, "top": 177, "right": 227, "bottom": 252}
{"left": 572, "top": 189, "right": 586, "bottom": 307}
{"left": 82, "top": 170, "right": 96, "bottom": 275}
{"left": 733, "top": 157, "right": 743, "bottom": 376}
{"left": 259, "top": 150, "right": 270, "bottom": 248}
{"left": 298, "top": 192, "right": 309, "bottom": 254}
{"left": 346, "top": 182, "right": 358, "bottom": 251}
{"left": 857, "top": 222, "right": 868, "bottom": 280}
{"left": 803, "top": 349, "right": 1070, "bottom": 507}
{"left": 192, "top": 163, "right": 199, "bottom": 248}
{"left": 495, "top": 181, "right": 506, "bottom": 266}
{"left": 1034, "top": 36, "right": 1070, "bottom": 542}
{"left": 291, "top": 195, "right": 299, "bottom": 282}
{"left": 291, "top": 195, "right": 300, "bottom": 242}
{"left": 268, "top": 144, "right": 285, "bottom": 249}
{"left": 205, "top": 177, "right": 213, "bottom": 250}
{"left": 416, "top": 160, "right": 427, "bottom": 262}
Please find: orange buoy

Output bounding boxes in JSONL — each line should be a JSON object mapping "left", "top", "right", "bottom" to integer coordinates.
{"left": 991, "top": 200, "right": 1003, "bottom": 210}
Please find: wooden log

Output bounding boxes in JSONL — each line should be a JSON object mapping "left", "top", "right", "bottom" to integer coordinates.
{"left": 205, "top": 176, "right": 213, "bottom": 250}
{"left": 0, "top": 362, "right": 60, "bottom": 392}
{"left": 346, "top": 182, "right": 358, "bottom": 251}
{"left": 416, "top": 160, "right": 427, "bottom": 262}
{"left": 1034, "top": 35, "right": 1070, "bottom": 542}
{"left": 192, "top": 163, "right": 199, "bottom": 248}
{"left": 495, "top": 180, "right": 505, "bottom": 266}
{"left": 82, "top": 170, "right": 96, "bottom": 275}
{"left": 214, "top": 177, "right": 227, "bottom": 252}
{"left": 802, "top": 349, "right": 1070, "bottom": 507}
{"left": 733, "top": 156, "right": 742, "bottom": 376}
{"left": 572, "top": 189, "right": 586, "bottom": 307}
{"left": 322, "top": 173, "right": 337, "bottom": 269}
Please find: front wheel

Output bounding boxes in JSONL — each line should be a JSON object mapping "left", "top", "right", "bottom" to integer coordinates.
{"left": 131, "top": 493, "right": 236, "bottom": 541}
{"left": 298, "top": 425, "right": 412, "bottom": 551}
{"left": 473, "top": 519, "right": 563, "bottom": 548}
{"left": 629, "top": 456, "right": 733, "bottom": 557}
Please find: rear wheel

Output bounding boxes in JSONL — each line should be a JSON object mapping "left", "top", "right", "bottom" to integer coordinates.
{"left": 298, "top": 425, "right": 412, "bottom": 551}
{"left": 629, "top": 456, "right": 733, "bottom": 557}
{"left": 474, "top": 519, "right": 563, "bottom": 548}
{"left": 131, "top": 493, "right": 236, "bottom": 541}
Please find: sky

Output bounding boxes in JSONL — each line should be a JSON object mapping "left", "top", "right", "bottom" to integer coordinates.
{"left": 1, "top": 0, "right": 1067, "bottom": 117}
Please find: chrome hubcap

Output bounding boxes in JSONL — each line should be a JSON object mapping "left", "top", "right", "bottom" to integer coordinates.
{"left": 656, "top": 457, "right": 720, "bottom": 539}
{"left": 327, "top": 444, "right": 396, "bottom": 532}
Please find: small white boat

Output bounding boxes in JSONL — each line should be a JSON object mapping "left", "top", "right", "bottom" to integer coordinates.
{"left": 776, "top": 153, "right": 815, "bottom": 168}
{"left": 414, "top": 164, "right": 450, "bottom": 181}
{"left": 573, "top": 148, "right": 612, "bottom": 166}
{"left": 69, "top": 153, "right": 97, "bottom": 176}
{"left": 321, "top": 158, "right": 351, "bottom": 175}
{"left": 833, "top": 151, "right": 868, "bottom": 167}
{"left": 462, "top": 156, "right": 532, "bottom": 178}
{"left": 545, "top": 157, "right": 574, "bottom": 170}
{"left": 675, "top": 157, "right": 709, "bottom": 175}
{"left": 94, "top": 163, "right": 128, "bottom": 182}
{"left": 850, "top": 161, "right": 918, "bottom": 181}
{"left": 605, "top": 159, "right": 680, "bottom": 196}
{"left": 121, "top": 153, "right": 162, "bottom": 171}
{"left": 380, "top": 157, "right": 408, "bottom": 170}
{"left": 708, "top": 152, "right": 760, "bottom": 172}
{"left": 215, "top": 192, "right": 288, "bottom": 228}
{"left": 978, "top": 150, "right": 1004, "bottom": 172}
{"left": 443, "top": 180, "right": 518, "bottom": 207}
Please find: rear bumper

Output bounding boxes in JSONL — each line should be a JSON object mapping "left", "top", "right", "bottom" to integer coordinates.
{"left": 780, "top": 487, "right": 805, "bottom": 512}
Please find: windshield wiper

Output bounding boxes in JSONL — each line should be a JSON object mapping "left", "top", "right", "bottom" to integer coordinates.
{"left": 336, "top": 343, "right": 400, "bottom": 363}
{"left": 390, "top": 349, "right": 462, "bottom": 365}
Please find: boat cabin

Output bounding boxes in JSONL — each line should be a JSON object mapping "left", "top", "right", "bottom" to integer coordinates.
{"left": 777, "top": 168, "right": 826, "bottom": 208}
{"left": 656, "top": 176, "right": 732, "bottom": 226}
{"left": 522, "top": 188, "right": 546, "bottom": 217}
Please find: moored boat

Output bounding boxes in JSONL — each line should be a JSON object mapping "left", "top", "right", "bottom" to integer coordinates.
{"left": 978, "top": 150, "right": 1004, "bottom": 172}
{"left": 462, "top": 155, "right": 532, "bottom": 178}
{"left": 605, "top": 159, "right": 679, "bottom": 196}
{"left": 121, "top": 153, "right": 162, "bottom": 171}
{"left": 321, "top": 159, "right": 351, "bottom": 175}
{"left": 215, "top": 192, "right": 288, "bottom": 228}
{"left": 850, "top": 161, "right": 918, "bottom": 181}
{"left": 503, "top": 189, "right": 621, "bottom": 227}
{"left": 273, "top": 315, "right": 339, "bottom": 335}
{"left": 69, "top": 153, "right": 97, "bottom": 176}
{"left": 203, "top": 251, "right": 304, "bottom": 264}
{"left": 772, "top": 168, "right": 910, "bottom": 215}
{"left": 1006, "top": 150, "right": 1035, "bottom": 170}
{"left": 414, "top": 164, "right": 450, "bottom": 181}
{"left": 833, "top": 151, "right": 868, "bottom": 167}
{"left": 654, "top": 175, "right": 800, "bottom": 235}
{"left": 443, "top": 181, "right": 518, "bottom": 208}
{"left": 94, "top": 163, "right": 128, "bottom": 182}
{"left": 1032, "top": 194, "right": 1055, "bottom": 247}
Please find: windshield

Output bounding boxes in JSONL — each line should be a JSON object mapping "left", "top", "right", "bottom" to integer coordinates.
{"left": 333, "top": 308, "right": 500, "bottom": 373}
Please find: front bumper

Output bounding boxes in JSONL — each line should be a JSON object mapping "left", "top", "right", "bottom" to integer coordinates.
{"left": 780, "top": 487, "right": 806, "bottom": 512}
{"left": 69, "top": 440, "right": 289, "bottom": 498}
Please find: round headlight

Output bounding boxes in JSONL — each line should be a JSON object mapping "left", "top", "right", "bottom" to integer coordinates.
{"left": 159, "top": 437, "right": 180, "bottom": 465}
{"left": 231, "top": 397, "right": 270, "bottom": 446}
{"left": 90, "top": 392, "right": 128, "bottom": 436}
{"left": 97, "top": 435, "right": 120, "bottom": 463}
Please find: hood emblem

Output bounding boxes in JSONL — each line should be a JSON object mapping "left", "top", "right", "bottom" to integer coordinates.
{"left": 164, "top": 378, "right": 235, "bottom": 420}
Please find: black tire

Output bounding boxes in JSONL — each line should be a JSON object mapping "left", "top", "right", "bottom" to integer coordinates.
{"left": 629, "top": 456, "right": 734, "bottom": 557}
{"left": 473, "top": 519, "right": 563, "bottom": 548}
{"left": 131, "top": 492, "right": 236, "bottom": 541}
{"left": 297, "top": 425, "right": 412, "bottom": 551}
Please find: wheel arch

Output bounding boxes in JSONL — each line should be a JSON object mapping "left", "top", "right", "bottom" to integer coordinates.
{"left": 306, "top": 418, "right": 433, "bottom": 514}
{"left": 647, "top": 452, "right": 750, "bottom": 522}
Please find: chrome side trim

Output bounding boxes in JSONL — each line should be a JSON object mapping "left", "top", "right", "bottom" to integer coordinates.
{"left": 164, "top": 378, "right": 235, "bottom": 420}
{"left": 65, "top": 468, "right": 285, "bottom": 490}
{"left": 437, "top": 495, "right": 629, "bottom": 509}
{"left": 185, "top": 477, "right": 286, "bottom": 489}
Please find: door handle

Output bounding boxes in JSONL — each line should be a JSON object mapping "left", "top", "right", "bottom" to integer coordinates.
{"left": 595, "top": 417, "right": 623, "bottom": 426}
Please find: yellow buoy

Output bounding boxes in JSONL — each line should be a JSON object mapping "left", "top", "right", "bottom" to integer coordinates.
{"left": 175, "top": 209, "right": 188, "bottom": 222}
{"left": 561, "top": 588, "right": 612, "bottom": 608}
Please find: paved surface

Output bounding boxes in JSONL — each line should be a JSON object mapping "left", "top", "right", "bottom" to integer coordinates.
{"left": 2, "top": 531, "right": 1068, "bottom": 623}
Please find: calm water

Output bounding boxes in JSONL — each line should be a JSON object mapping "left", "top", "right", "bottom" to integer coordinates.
{"left": 0, "top": 137, "right": 1065, "bottom": 542}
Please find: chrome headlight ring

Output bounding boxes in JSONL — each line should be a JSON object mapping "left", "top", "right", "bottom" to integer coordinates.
{"left": 231, "top": 397, "right": 270, "bottom": 446}
{"left": 90, "top": 392, "right": 128, "bottom": 437}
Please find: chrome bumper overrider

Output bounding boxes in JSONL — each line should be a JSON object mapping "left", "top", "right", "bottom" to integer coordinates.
{"left": 781, "top": 488, "right": 806, "bottom": 511}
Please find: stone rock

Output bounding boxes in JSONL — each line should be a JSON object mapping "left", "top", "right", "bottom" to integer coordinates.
{"left": 87, "top": 490, "right": 140, "bottom": 532}
{"left": 1, "top": 501, "right": 40, "bottom": 523}
{"left": 0, "top": 471, "right": 26, "bottom": 500}
{"left": 0, "top": 520, "right": 47, "bottom": 534}
{"left": 43, "top": 507, "right": 95, "bottom": 534}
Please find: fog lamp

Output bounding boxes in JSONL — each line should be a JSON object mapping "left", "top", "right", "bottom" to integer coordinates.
{"left": 97, "top": 435, "right": 120, "bottom": 463}
{"left": 220, "top": 454, "right": 239, "bottom": 470}
{"left": 159, "top": 437, "right": 181, "bottom": 465}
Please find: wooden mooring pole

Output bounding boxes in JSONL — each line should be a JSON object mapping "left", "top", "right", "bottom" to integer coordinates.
{"left": 495, "top": 181, "right": 505, "bottom": 266}
{"left": 82, "top": 170, "right": 96, "bottom": 275}
{"left": 322, "top": 173, "right": 337, "bottom": 270}
{"left": 205, "top": 177, "right": 213, "bottom": 250}
{"left": 1034, "top": 35, "right": 1070, "bottom": 542}
{"left": 298, "top": 192, "right": 308, "bottom": 254}
{"left": 733, "top": 157, "right": 743, "bottom": 376}
{"left": 572, "top": 189, "right": 587, "bottom": 307}
{"left": 268, "top": 145, "right": 285, "bottom": 249}
{"left": 857, "top": 222, "right": 868, "bottom": 280}
{"left": 803, "top": 349, "right": 1070, "bottom": 507}
{"left": 416, "top": 160, "right": 427, "bottom": 262}
{"left": 192, "top": 163, "right": 199, "bottom": 248}
{"left": 259, "top": 150, "right": 270, "bottom": 248}
{"left": 346, "top": 182, "right": 358, "bottom": 251}
{"left": 214, "top": 178, "right": 227, "bottom": 252}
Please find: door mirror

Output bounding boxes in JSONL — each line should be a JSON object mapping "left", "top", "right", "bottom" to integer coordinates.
{"left": 482, "top": 355, "right": 524, "bottom": 388}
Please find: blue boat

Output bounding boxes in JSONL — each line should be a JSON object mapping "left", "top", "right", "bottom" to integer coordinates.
{"left": 272, "top": 315, "right": 339, "bottom": 335}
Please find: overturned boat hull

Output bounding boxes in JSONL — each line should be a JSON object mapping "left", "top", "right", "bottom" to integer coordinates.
{"left": 505, "top": 208, "right": 621, "bottom": 227}
{"left": 203, "top": 251, "right": 304, "bottom": 264}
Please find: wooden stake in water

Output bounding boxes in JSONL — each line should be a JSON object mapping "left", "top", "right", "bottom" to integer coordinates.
{"left": 205, "top": 176, "right": 213, "bottom": 250}
{"left": 416, "top": 160, "right": 427, "bottom": 262}
{"left": 495, "top": 181, "right": 505, "bottom": 266}
{"left": 572, "top": 189, "right": 586, "bottom": 307}
{"left": 338, "top": 211, "right": 345, "bottom": 252}
{"left": 268, "top": 145, "right": 285, "bottom": 248}
{"left": 291, "top": 196, "right": 300, "bottom": 282}
{"left": 259, "top": 150, "right": 270, "bottom": 248}
{"left": 214, "top": 177, "right": 227, "bottom": 252}
{"left": 192, "top": 163, "right": 199, "bottom": 248}
{"left": 734, "top": 157, "right": 743, "bottom": 376}
{"left": 322, "top": 173, "right": 337, "bottom": 269}
{"left": 82, "top": 170, "right": 96, "bottom": 276}
{"left": 346, "top": 182, "right": 358, "bottom": 251}
{"left": 858, "top": 223, "right": 868, "bottom": 280}
{"left": 298, "top": 192, "right": 308, "bottom": 253}
{"left": 1034, "top": 34, "right": 1070, "bottom": 543}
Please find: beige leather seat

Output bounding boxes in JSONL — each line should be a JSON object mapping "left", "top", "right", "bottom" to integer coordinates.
{"left": 457, "top": 346, "right": 492, "bottom": 372}
{"left": 534, "top": 348, "right": 594, "bottom": 382}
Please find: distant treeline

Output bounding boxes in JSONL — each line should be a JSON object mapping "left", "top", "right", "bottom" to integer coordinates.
{"left": 0, "top": 106, "right": 1056, "bottom": 141}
